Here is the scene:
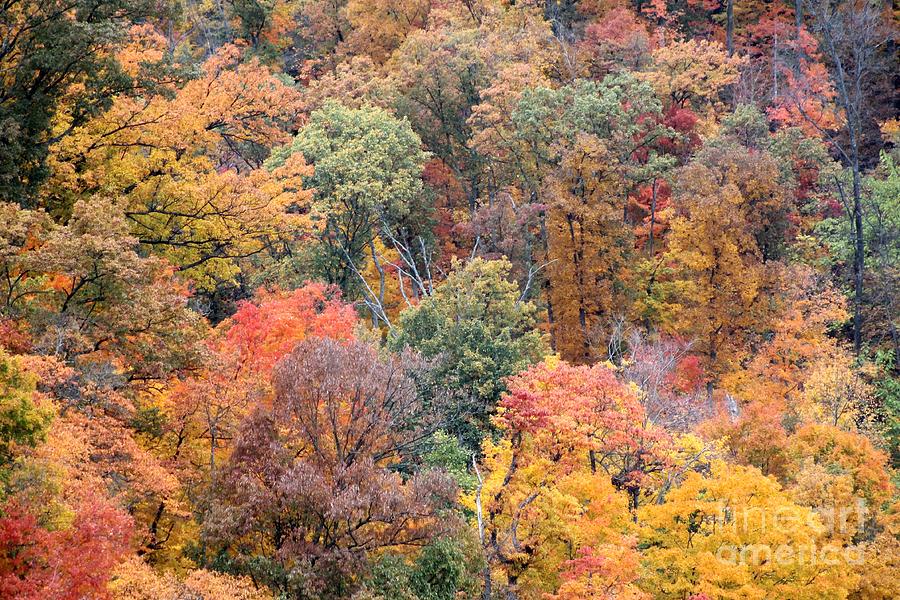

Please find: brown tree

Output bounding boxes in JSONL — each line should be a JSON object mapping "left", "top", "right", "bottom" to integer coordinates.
{"left": 204, "top": 338, "right": 455, "bottom": 598}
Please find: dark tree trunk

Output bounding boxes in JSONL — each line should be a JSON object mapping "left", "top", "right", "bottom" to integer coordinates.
{"left": 648, "top": 179, "right": 658, "bottom": 256}
{"left": 851, "top": 155, "right": 864, "bottom": 353}
{"left": 726, "top": 0, "right": 735, "bottom": 55}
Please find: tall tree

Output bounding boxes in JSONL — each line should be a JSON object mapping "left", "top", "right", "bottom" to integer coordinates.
{"left": 389, "top": 257, "right": 547, "bottom": 450}
{"left": 0, "top": 0, "right": 160, "bottom": 204}
{"left": 470, "top": 358, "right": 661, "bottom": 600}
{"left": 805, "top": 0, "right": 894, "bottom": 352}
{"left": 47, "top": 45, "right": 308, "bottom": 291}
{"left": 204, "top": 338, "right": 455, "bottom": 598}
{"left": 267, "top": 101, "right": 431, "bottom": 298}
{"left": 485, "top": 75, "right": 669, "bottom": 362}
{"left": 661, "top": 141, "right": 791, "bottom": 397}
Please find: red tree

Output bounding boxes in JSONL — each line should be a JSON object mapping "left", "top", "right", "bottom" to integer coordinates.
{"left": 0, "top": 499, "right": 132, "bottom": 599}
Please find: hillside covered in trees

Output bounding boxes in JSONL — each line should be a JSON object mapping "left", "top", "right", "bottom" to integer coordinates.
{"left": 0, "top": 0, "right": 898, "bottom": 598}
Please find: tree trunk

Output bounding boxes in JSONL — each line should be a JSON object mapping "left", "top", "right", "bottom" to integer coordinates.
{"left": 648, "top": 179, "right": 658, "bottom": 256}
{"left": 726, "top": 0, "right": 735, "bottom": 55}
{"left": 209, "top": 426, "right": 216, "bottom": 474}
{"left": 539, "top": 208, "right": 556, "bottom": 352}
{"left": 506, "top": 574, "right": 519, "bottom": 600}
{"left": 851, "top": 155, "right": 864, "bottom": 353}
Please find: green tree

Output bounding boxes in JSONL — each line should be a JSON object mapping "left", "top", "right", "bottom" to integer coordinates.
{"left": 267, "top": 101, "right": 431, "bottom": 297}
{"left": 389, "top": 258, "right": 547, "bottom": 449}
{"left": 0, "top": 0, "right": 161, "bottom": 204}
{"left": 817, "top": 152, "right": 899, "bottom": 352}
{"left": 0, "top": 198, "right": 205, "bottom": 381}
{"left": 361, "top": 535, "right": 484, "bottom": 600}
{"left": 0, "top": 351, "right": 52, "bottom": 470}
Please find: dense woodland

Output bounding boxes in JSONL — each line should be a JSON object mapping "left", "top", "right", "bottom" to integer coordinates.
{"left": 0, "top": 0, "right": 898, "bottom": 598}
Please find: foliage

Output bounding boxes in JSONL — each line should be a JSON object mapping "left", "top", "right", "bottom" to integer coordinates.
{"left": 204, "top": 338, "right": 455, "bottom": 597}
{"left": 468, "top": 358, "right": 661, "bottom": 599}
{"left": 0, "top": 0, "right": 163, "bottom": 203}
{"left": 0, "top": 0, "right": 896, "bottom": 597}
{"left": 389, "top": 258, "right": 547, "bottom": 449}
{"left": 0, "top": 351, "right": 52, "bottom": 469}
{"left": 268, "top": 101, "right": 430, "bottom": 296}
{"left": 0, "top": 497, "right": 132, "bottom": 599}
{"left": 638, "top": 461, "right": 857, "bottom": 599}
{"left": 661, "top": 141, "right": 791, "bottom": 386}
{"left": 0, "top": 198, "right": 205, "bottom": 380}
{"left": 47, "top": 43, "right": 308, "bottom": 289}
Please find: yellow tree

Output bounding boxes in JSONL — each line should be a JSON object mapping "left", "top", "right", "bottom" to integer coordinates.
{"left": 342, "top": 0, "right": 433, "bottom": 63}
{"left": 481, "top": 75, "right": 668, "bottom": 363}
{"left": 721, "top": 264, "right": 848, "bottom": 410}
{"left": 800, "top": 355, "right": 876, "bottom": 429}
{"left": 787, "top": 424, "right": 892, "bottom": 538}
{"left": 110, "top": 555, "right": 271, "bottom": 599}
{"left": 639, "top": 39, "right": 744, "bottom": 119}
{"left": 543, "top": 135, "right": 633, "bottom": 364}
{"left": 662, "top": 142, "right": 791, "bottom": 397}
{"left": 639, "top": 460, "right": 858, "bottom": 599}
{"left": 47, "top": 43, "right": 310, "bottom": 290}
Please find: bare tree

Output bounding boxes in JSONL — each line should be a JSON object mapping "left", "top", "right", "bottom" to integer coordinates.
{"left": 804, "top": 0, "right": 894, "bottom": 352}
{"left": 623, "top": 331, "right": 709, "bottom": 431}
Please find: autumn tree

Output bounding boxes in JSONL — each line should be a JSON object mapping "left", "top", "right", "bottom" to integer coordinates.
{"left": 47, "top": 44, "right": 309, "bottom": 291}
{"left": 639, "top": 39, "right": 743, "bottom": 115}
{"left": 14, "top": 354, "right": 184, "bottom": 561}
{"left": 498, "top": 359, "right": 669, "bottom": 510}
{"left": 716, "top": 264, "right": 848, "bottom": 430}
{"left": 342, "top": 0, "right": 433, "bottom": 63}
{"left": 0, "top": 497, "right": 133, "bottom": 600}
{"left": 787, "top": 423, "right": 892, "bottom": 526}
{"left": 638, "top": 461, "right": 857, "bottom": 599}
{"left": 469, "top": 358, "right": 659, "bottom": 599}
{"left": 462, "top": 194, "right": 546, "bottom": 292}
{"left": 386, "top": 25, "right": 489, "bottom": 213}
{"left": 386, "top": 7, "right": 556, "bottom": 216}
{"left": 805, "top": 0, "right": 895, "bottom": 352}
{"left": 0, "top": 198, "right": 205, "bottom": 563}
{"left": 661, "top": 140, "right": 791, "bottom": 396}
{"left": 0, "top": 0, "right": 166, "bottom": 204}
{"left": 0, "top": 198, "right": 205, "bottom": 381}
{"left": 578, "top": 6, "right": 651, "bottom": 79}
{"left": 110, "top": 555, "right": 272, "bottom": 600}
{"left": 487, "top": 75, "right": 669, "bottom": 362}
{"left": 0, "top": 351, "right": 52, "bottom": 470}
{"left": 220, "top": 283, "right": 358, "bottom": 375}
{"left": 166, "top": 282, "right": 357, "bottom": 472}
{"left": 204, "top": 338, "right": 455, "bottom": 598}
{"left": 138, "top": 283, "right": 359, "bottom": 560}
{"left": 547, "top": 542, "right": 648, "bottom": 600}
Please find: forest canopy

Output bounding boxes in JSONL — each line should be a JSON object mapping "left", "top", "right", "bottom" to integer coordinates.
{"left": 0, "top": 0, "right": 897, "bottom": 599}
